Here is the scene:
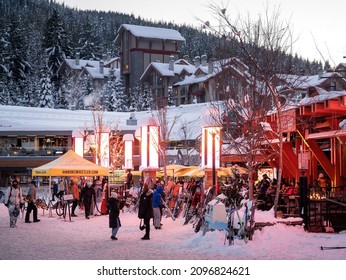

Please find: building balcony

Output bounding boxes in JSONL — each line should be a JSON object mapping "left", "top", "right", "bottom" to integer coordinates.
{"left": 191, "top": 88, "right": 206, "bottom": 95}
{"left": 0, "top": 146, "right": 70, "bottom": 157}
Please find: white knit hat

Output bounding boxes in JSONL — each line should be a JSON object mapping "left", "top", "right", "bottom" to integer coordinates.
{"left": 110, "top": 192, "right": 118, "bottom": 199}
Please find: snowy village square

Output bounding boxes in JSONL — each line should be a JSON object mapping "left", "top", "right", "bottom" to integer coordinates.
{"left": 1, "top": 0, "right": 346, "bottom": 278}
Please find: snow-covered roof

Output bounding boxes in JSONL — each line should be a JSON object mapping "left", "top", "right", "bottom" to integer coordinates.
{"left": 275, "top": 72, "right": 346, "bottom": 89}
{"left": 141, "top": 62, "right": 194, "bottom": 79}
{"left": 298, "top": 89, "right": 346, "bottom": 106}
{"left": 64, "top": 58, "right": 100, "bottom": 70}
{"left": 115, "top": 24, "right": 185, "bottom": 44}
{"left": 0, "top": 103, "right": 218, "bottom": 141}
{"left": 174, "top": 58, "right": 252, "bottom": 87}
{"left": 82, "top": 66, "right": 120, "bottom": 79}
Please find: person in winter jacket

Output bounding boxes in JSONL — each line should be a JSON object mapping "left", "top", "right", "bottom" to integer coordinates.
{"left": 126, "top": 169, "right": 133, "bottom": 189}
{"left": 51, "top": 180, "right": 59, "bottom": 201}
{"left": 138, "top": 184, "right": 153, "bottom": 240}
{"left": 93, "top": 180, "right": 103, "bottom": 216}
{"left": 107, "top": 191, "right": 121, "bottom": 240}
{"left": 69, "top": 179, "right": 80, "bottom": 217}
{"left": 4, "top": 179, "right": 24, "bottom": 228}
{"left": 80, "top": 180, "right": 96, "bottom": 219}
{"left": 152, "top": 184, "right": 163, "bottom": 229}
{"left": 25, "top": 180, "right": 40, "bottom": 223}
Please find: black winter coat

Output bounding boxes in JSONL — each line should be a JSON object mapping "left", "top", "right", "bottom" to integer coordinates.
{"left": 107, "top": 197, "right": 121, "bottom": 228}
{"left": 138, "top": 191, "right": 153, "bottom": 219}
{"left": 81, "top": 186, "right": 96, "bottom": 206}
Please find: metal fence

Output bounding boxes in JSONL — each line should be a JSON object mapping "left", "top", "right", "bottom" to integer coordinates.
{"left": 306, "top": 186, "right": 346, "bottom": 233}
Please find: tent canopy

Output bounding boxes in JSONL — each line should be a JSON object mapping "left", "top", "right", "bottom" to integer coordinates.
{"left": 32, "top": 150, "right": 109, "bottom": 177}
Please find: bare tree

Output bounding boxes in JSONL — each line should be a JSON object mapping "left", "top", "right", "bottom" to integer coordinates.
{"left": 109, "top": 132, "right": 124, "bottom": 171}
{"left": 83, "top": 108, "right": 121, "bottom": 171}
{"left": 204, "top": 2, "right": 297, "bottom": 214}
{"left": 178, "top": 120, "right": 201, "bottom": 166}
{"left": 154, "top": 106, "right": 182, "bottom": 183}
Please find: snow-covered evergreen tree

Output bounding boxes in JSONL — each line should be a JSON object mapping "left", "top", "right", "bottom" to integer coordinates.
{"left": 38, "top": 69, "right": 54, "bottom": 108}
{"left": 101, "top": 73, "right": 128, "bottom": 112}
{"left": 64, "top": 74, "right": 94, "bottom": 110}
{"left": 0, "top": 0, "right": 325, "bottom": 108}
{"left": 130, "top": 82, "right": 153, "bottom": 111}
{"left": 21, "top": 75, "right": 40, "bottom": 107}
{"left": 0, "top": 31, "right": 9, "bottom": 103}
{"left": 77, "top": 15, "right": 102, "bottom": 60}
{"left": 3, "top": 13, "right": 32, "bottom": 105}
{"left": 42, "top": 9, "right": 71, "bottom": 89}
{"left": 7, "top": 15, "right": 31, "bottom": 85}
{"left": 99, "top": 72, "right": 115, "bottom": 111}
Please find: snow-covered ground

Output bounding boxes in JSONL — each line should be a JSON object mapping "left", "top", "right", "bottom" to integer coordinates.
{"left": 1, "top": 201, "right": 345, "bottom": 279}
{"left": 1, "top": 201, "right": 346, "bottom": 260}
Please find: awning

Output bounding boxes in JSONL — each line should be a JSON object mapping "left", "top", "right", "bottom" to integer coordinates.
{"left": 306, "top": 129, "right": 346, "bottom": 140}
{"left": 32, "top": 150, "right": 109, "bottom": 177}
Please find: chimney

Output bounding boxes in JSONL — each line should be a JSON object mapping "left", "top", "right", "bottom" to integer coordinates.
{"left": 107, "top": 51, "right": 111, "bottom": 61}
{"left": 99, "top": 60, "right": 104, "bottom": 74}
{"left": 126, "top": 112, "right": 137, "bottom": 126}
{"left": 169, "top": 55, "right": 174, "bottom": 71}
{"left": 208, "top": 59, "right": 214, "bottom": 74}
{"left": 183, "top": 54, "right": 190, "bottom": 62}
{"left": 318, "top": 68, "right": 323, "bottom": 79}
{"left": 201, "top": 54, "right": 207, "bottom": 66}
{"left": 194, "top": 56, "right": 200, "bottom": 67}
{"left": 75, "top": 53, "right": 80, "bottom": 66}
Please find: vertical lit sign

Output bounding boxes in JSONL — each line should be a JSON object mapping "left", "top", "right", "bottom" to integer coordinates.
{"left": 140, "top": 126, "right": 148, "bottom": 169}
{"left": 72, "top": 129, "right": 84, "bottom": 157}
{"left": 100, "top": 132, "right": 110, "bottom": 167}
{"left": 201, "top": 126, "right": 221, "bottom": 169}
{"left": 74, "top": 137, "right": 84, "bottom": 157}
{"left": 140, "top": 125, "right": 159, "bottom": 169}
{"left": 123, "top": 134, "right": 134, "bottom": 170}
{"left": 148, "top": 125, "right": 159, "bottom": 168}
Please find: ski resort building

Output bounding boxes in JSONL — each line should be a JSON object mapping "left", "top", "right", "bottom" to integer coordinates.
{"left": 114, "top": 24, "right": 185, "bottom": 95}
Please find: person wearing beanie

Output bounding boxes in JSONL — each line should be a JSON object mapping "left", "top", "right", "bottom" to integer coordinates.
{"left": 4, "top": 179, "right": 24, "bottom": 228}
{"left": 25, "top": 180, "right": 40, "bottom": 223}
{"left": 107, "top": 191, "right": 121, "bottom": 240}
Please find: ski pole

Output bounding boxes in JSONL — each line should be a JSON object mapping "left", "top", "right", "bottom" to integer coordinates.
{"left": 320, "top": 246, "right": 346, "bottom": 250}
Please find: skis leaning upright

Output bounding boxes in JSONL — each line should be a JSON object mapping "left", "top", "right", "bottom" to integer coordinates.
{"left": 161, "top": 198, "right": 176, "bottom": 221}
{"left": 231, "top": 199, "right": 256, "bottom": 244}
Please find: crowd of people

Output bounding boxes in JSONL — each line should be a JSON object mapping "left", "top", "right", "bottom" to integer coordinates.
{"left": 2, "top": 170, "right": 331, "bottom": 239}
{"left": 254, "top": 172, "right": 331, "bottom": 212}
{"left": 2, "top": 176, "right": 109, "bottom": 227}
{"left": 1, "top": 175, "right": 209, "bottom": 241}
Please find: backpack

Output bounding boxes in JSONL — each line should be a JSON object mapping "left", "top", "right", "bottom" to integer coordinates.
{"left": 3, "top": 187, "right": 13, "bottom": 207}
{"left": 0, "top": 190, "right": 5, "bottom": 204}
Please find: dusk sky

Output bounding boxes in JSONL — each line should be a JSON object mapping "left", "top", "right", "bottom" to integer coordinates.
{"left": 55, "top": 0, "right": 346, "bottom": 66}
